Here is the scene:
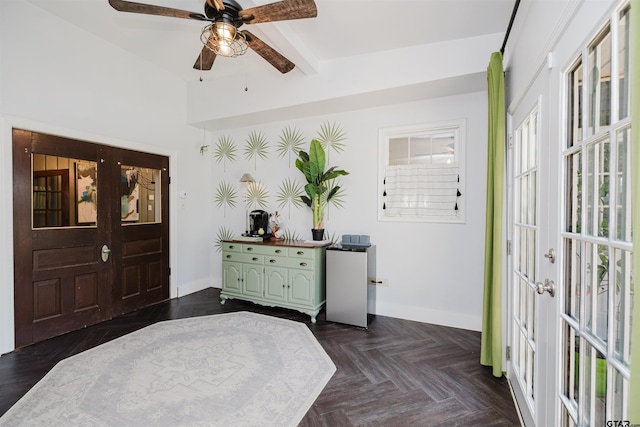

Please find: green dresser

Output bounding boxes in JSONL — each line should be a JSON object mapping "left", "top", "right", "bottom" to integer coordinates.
{"left": 221, "top": 240, "right": 328, "bottom": 323}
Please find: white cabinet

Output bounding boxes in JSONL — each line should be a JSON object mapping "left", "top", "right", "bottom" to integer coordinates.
{"left": 221, "top": 240, "right": 327, "bottom": 323}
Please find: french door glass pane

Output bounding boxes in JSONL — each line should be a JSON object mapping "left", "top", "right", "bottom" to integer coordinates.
{"left": 569, "top": 61, "right": 583, "bottom": 146}
{"left": 616, "top": 126, "right": 632, "bottom": 241}
{"left": 585, "top": 242, "right": 609, "bottom": 342}
{"left": 566, "top": 152, "right": 582, "bottom": 233}
{"left": 585, "top": 138, "right": 610, "bottom": 238}
{"left": 564, "top": 238, "right": 581, "bottom": 320}
{"left": 587, "top": 28, "right": 611, "bottom": 135}
{"left": 521, "top": 121, "right": 529, "bottom": 172}
{"left": 617, "top": 6, "right": 630, "bottom": 120}
{"left": 611, "top": 368, "right": 628, "bottom": 421}
{"left": 612, "top": 248, "right": 632, "bottom": 363}
{"left": 581, "top": 341, "right": 606, "bottom": 426}
{"left": 561, "top": 322, "right": 580, "bottom": 405}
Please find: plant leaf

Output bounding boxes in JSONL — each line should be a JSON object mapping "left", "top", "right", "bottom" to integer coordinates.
{"left": 308, "top": 139, "right": 325, "bottom": 182}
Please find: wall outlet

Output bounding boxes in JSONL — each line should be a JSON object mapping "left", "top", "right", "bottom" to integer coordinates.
{"left": 369, "top": 277, "right": 389, "bottom": 287}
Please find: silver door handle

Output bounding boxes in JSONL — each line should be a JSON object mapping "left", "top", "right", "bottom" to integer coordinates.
{"left": 101, "top": 244, "right": 111, "bottom": 262}
{"left": 544, "top": 248, "right": 556, "bottom": 264}
{"left": 535, "top": 279, "right": 555, "bottom": 297}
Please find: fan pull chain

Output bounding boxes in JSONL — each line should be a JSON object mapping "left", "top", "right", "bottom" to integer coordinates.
{"left": 244, "top": 54, "right": 248, "bottom": 92}
{"left": 199, "top": 52, "right": 204, "bottom": 82}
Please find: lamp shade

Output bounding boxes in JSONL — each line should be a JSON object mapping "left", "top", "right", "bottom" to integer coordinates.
{"left": 240, "top": 173, "right": 255, "bottom": 183}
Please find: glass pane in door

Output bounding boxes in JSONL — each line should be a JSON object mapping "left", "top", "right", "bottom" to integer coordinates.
{"left": 587, "top": 28, "right": 611, "bottom": 136}
{"left": 120, "top": 165, "right": 161, "bottom": 224}
{"left": 32, "top": 154, "right": 96, "bottom": 228}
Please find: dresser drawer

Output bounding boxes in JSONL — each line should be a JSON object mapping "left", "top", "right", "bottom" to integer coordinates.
{"left": 266, "top": 256, "right": 313, "bottom": 270}
{"left": 287, "top": 247, "right": 316, "bottom": 260}
{"left": 223, "top": 252, "right": 264, "bottom": 264}
{"left": 222, "top": 242, "right": 243, "bottom": 253}
{"left": 243, "top": 245, "right": 287, "bottom": 256}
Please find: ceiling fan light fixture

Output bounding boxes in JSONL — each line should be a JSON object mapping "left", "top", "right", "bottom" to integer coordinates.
{"left": 201, "top": 22, "right": 248, "bottom": 58}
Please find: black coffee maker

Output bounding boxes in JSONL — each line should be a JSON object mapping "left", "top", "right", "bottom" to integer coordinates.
{"left": 248, "top": 210, "right": 269, "bottom": 237}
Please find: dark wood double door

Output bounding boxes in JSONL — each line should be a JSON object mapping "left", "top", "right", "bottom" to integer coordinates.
{"left": 13, "top": 130, "right": 170, "bottom": 348}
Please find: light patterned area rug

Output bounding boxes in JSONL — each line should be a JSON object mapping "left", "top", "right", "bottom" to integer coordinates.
{"left": 0, "top": 312, "right": 336, "bottom": 426}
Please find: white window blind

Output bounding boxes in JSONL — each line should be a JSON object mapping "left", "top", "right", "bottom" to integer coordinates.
{"left": 378, "top": 120, "right": 465, "bottom": 223}
{"left": 383, "top": 164, "right": 461, "bottom": 217}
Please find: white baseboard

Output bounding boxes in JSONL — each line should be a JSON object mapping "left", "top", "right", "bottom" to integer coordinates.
{"left": 373, "top": 301, "right": 482, "bottom": 332}
{"left": 171, "top": 279, "right": 219, "bottom": 299}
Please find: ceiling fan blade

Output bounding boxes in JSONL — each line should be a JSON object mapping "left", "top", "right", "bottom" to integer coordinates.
{"left": 206, "top": 0, "right": 225, "bottom": 11}
{"left": 108, "top": 0, "right": 208, "bottom": 21}
{"left": 193, "top": 41, "right": 217, "bottom": 71}
{"left": 243, "top": 31, "right": 295, "bottom": 74}
{"left": 240, "top": 0, "right": 317, "bottom": 24}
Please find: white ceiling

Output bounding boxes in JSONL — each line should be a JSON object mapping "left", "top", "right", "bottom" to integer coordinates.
{"left": 25, "top": 0, "right": 516, "bottom": 83}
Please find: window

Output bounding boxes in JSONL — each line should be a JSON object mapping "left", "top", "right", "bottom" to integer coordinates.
{"left": 378, "top": 120, "right": 465, "bottom": 223}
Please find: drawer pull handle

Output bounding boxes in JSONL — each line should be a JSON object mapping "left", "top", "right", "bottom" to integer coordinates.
{"left": 226, "top": 255, "right": 232, "bottom": 259}
{"left": 297, "top": 251, "right": 304, "bottom": 255}
{"left": 252, "top": 257, "right": 258, "bottom": 261}
{"left": 229, "top": 245, "right": 235, "bottom": 249}
{"left": 247, "top": 247, "right": 253, "bottom": 251}
{"left": 270, "top": 259, "right": 276, "bottom": 263}
{"left": 275, "top": 249, "right": 282, "bottom": 253}
{"left": 300, "top": 262, "right": 307, "bottom": 267}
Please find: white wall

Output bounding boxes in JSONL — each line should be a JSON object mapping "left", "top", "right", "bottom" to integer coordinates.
{"left": 0, "top": 0, "right": 493, "bottom": 355}
{"left": 207, "top": 90, "right": 488, "bottom": 331}
{"left": 0, "top": 1, "right": 214, "bottom": 354}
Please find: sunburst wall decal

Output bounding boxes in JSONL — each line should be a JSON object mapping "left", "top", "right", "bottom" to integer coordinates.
{"left": 214, "top": 135, "right": 237, "bottom": 172}
{"left": 215, "top": 226, "right": 235, "bottom": 252}
{"left": 214, "top": 181, "right": 237, "bottom": 217}
{"left": 276, "top": 178, "right": 305, "bottom": 219}
{"left": 246, "top": 181, "right": 269, "bottom": 210}
{"left": 316, "top": 121, "right": 347, "bottom": 165}
{"left": 276, "top": 125, "right": 305, "bottom": 166}
{"left": 244, "top": 130, "right": 269, "bottom": 170}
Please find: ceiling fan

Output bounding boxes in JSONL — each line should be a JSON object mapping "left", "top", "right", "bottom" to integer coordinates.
{"left": 108, "top": 0, "right": 317, "bottom": 73}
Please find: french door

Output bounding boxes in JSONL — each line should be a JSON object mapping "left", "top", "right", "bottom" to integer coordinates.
{"left": 559, "top": 4, "right": 633, "bottom": 425}
{"left": 509, "top": 93, "right": 559, "bottom": 427}
{"left": 12, "top": 129, "right": 170, "bottom": 348}
{"left": 508, "top": 2, "right": 633, "bottom": 425}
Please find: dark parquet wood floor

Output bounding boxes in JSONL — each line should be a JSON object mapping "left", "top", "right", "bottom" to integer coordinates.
{"left": 0, "top": 288, "right": 520, "bottom": 426}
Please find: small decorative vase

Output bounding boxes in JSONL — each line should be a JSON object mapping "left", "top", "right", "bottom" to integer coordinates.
{"left": 311, "top": 228, "right": 324, "bottom": 241}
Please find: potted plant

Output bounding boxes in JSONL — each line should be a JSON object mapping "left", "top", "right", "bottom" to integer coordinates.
{"left": 295, "top": 139, "right": 349, "bottom": 240}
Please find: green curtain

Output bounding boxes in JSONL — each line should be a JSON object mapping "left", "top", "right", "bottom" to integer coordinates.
{"left": 630, "top": 0, "right": 639, "bottom": 422}
{"left": 480, "top": 51, "right": 505, "bottom": 378}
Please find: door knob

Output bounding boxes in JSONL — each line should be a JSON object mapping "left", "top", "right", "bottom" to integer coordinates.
{"left": 101, "top": 244, "right": 111, "bottom": 262}
{"left": 535, "top": 279, "right": 555, "bottom": 297}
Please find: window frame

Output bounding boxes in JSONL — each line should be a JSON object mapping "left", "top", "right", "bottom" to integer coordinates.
{"left": 378, "top": 119, "right": 466, "bottom": 223}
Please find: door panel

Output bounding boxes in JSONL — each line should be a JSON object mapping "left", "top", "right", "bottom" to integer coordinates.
{"left": 13, "top": 130, "right": 111, "bottom": 347}
{"left": 12, "top": 129, "right": 169, "bottom": 348}
{"left": 111, "top": 150, "right": 169, "bottom": 316}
